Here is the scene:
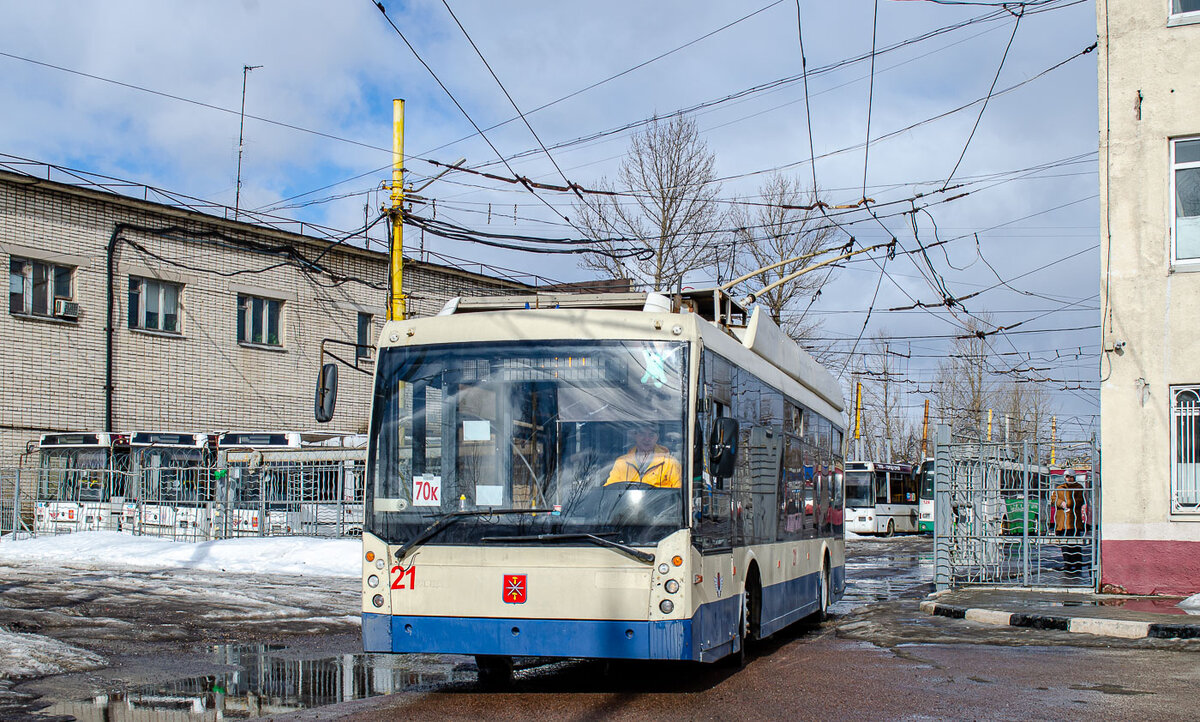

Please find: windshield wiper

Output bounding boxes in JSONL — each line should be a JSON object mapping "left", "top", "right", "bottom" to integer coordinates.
{"left": 478, "top": 531, "right": 655, "bottom": 564}
{"left": 394, "top": 508, "right": 556, "bottom": 562}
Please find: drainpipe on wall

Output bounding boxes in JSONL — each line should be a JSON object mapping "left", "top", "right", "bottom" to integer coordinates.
{"left": 105, "top": 223, "right": 129, "bottom": 432}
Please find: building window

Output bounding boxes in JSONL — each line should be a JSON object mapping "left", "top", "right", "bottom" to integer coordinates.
{"left": 357, "top": 312, "right": 373, "bottom": 359}
{"left": 237, "top": 294, "right": 282, "bottom": 347}
{"left": 1174, "top": 138, "right": 1200, "bottom": 264}
{"left": 128, "top": 277, "right": 181, "bottom": 333}
{"left": 1172, "top": 386, "right": 1200, "bottom": 513}
{"left": 1172, "top": 0, "right": 1200, "bottom": 17}
{"left": 9, "top": 257, "right": 73, "bottom": 318}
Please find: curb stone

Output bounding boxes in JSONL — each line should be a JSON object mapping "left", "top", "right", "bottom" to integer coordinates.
{"left": 918, "top": 600, "right": 1200, "bottom": 640}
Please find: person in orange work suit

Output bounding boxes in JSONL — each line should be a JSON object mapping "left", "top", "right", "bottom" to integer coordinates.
{"left": 604, "top": 423, "right": 682, "bottom": 488}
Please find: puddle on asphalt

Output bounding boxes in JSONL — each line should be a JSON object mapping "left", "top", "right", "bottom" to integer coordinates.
{"left": 1033, "top": 597, "right": 1192, "bottom": 615}
{"left": 37, "top": 643, "right": 476, "bottom": 720}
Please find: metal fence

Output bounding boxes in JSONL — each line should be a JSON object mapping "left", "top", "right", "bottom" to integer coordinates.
{"left": 933, "top": 424, "right": 1099, "bottom": 590}
{"left": 0, "top": 461, "right": 365, "bottom": 542}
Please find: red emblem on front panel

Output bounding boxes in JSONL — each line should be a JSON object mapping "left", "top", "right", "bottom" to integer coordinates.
{"left": 503, "top": 574, "right": 527, "bottom": 604}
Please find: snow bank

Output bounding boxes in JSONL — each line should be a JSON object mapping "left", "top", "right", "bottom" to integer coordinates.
{"left": 0, "top": 629, "right": 106, "bottom": 679}
{"left": 1180, "top": 593, "right": 1200, "bottom": 615}
{"left": 0, "top": 532, "right": 359, "bottom": 578}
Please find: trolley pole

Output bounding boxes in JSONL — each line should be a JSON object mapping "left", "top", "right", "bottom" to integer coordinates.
{"left": 388, "top": 99, "right": 406, "bottom": 322}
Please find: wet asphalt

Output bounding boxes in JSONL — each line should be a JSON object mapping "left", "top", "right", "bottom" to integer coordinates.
{"left": 5, "top": 535, "right": 1200, "bottom": 720}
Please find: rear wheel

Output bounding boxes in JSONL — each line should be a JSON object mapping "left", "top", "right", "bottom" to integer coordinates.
{"left": 884, "top": 519, "right": 895, "bottom": 538}
{"left": 817, "top": 564, "right": 830, "bottom": 620}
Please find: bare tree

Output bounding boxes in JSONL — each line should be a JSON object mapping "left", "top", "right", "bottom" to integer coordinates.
{"left": 933, "top": 316, "right": 998, "bottom": 441}
{"left": 729, "top": 174, "right": 840, "bottom": 340}
{"left": 573, "top": 115, "right": 721, "bottom": 291}
{"left": 856, "top": 333, "right": 921, "bottom": 463}
{"left": 997, "top": 380, "right": 1056, "bottom": 460}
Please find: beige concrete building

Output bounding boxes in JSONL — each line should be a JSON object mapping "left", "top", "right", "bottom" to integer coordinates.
{"left": 1098, "top": 0, "right": 1200, "bottom": 594}
{"left": 0, "top": 166, "right": 534, "bottom": 468}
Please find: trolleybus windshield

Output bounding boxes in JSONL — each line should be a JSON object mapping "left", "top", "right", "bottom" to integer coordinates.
{"left": 844, "top": 470, "right": 874, "bottom": 508}
{"left": 367, "top": 340, "right": 688, "bottom": 547}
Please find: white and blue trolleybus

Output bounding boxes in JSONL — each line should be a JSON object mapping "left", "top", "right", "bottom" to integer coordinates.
{"left": 323, "top": 290, "right": 846, "bottom": 674}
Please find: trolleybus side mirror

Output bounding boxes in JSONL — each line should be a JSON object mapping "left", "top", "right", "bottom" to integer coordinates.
{"left": 314, "top": 363, "right": 338, "bottom": 423}
{"left": 708, "top": 417, "right": 739, "bottom": 478}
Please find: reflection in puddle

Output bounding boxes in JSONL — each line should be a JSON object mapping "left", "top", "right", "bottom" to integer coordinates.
{"left": 40, "top": 643, "right": 475, "bottom": 720}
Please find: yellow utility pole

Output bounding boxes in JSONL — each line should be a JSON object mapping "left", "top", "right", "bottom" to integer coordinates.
{"left": 388, "top": 99, "right": 406, "bottom": 321}
{"left": 854, "top": 380, "right": 863, "bottom": 443}
{"left": 1050, "top": 415, "right": 1057, "bottom": 466}
{"left": 987, "top": 408, "right": 993, "bottom": 442}
{"left": 921, "top": 399, "right": 929, "bottom": 458}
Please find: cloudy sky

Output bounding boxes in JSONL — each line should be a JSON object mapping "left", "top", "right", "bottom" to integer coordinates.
{"left": 0, "top": 0, "right": 1100, "bottom": 444}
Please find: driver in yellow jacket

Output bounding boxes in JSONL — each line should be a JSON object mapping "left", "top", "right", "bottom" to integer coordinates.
{"left": 605, "top": 423, "right": 682, "bottom": 488}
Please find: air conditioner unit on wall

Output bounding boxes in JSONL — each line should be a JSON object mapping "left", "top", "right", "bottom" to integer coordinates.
{"left": 53, "top": 298, "right": 79, "bottom": 319}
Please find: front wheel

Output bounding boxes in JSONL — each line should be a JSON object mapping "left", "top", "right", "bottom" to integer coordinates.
{"left": 475, "top": 655, "right": 513, "bottom": 687}
{"left": 884, "top": 519, "right": 895, "bottom": 538}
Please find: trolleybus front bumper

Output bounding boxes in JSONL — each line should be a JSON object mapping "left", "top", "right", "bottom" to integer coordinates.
{"left": 363, "top": 612, "right": 704, "bottom": 660}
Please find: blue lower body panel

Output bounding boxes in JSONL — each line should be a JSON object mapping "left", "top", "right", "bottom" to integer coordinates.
{"left": 364, "top": 612, "right": 695, "bottom": 660}
{"left": 362, "top": 564, "right": 845, "bottom": 663}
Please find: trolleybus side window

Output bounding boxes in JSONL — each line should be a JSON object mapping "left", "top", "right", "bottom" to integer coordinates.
{"left": 692, "top": 352, "right": 732, "bottom": 552}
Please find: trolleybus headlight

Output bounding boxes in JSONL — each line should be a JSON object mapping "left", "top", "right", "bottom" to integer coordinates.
{"left": 659, "top": 599, "right": 674, "bottom": 614}
{"left": 372, "top": 594, "right": 385, "bottom": 608}
{"left": 664, "top": 579, "right": 680, "bottom": 594}
{"left": 658, "top": 563, "right": 669, "bottom": 574}
{"left": 367, "top": 575, "right": 380, "bottom": 588}
{"left": 375, "top": 559, "right": 385, "bottom": 570}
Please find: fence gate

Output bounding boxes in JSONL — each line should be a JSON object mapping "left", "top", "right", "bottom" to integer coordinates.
{"left": 933, "top": 424, "right": 1099, "bottom": 590}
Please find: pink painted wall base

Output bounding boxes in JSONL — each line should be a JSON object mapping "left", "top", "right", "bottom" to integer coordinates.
{"left": 1101, "top": 539, "right": 1200, "bottom": 596}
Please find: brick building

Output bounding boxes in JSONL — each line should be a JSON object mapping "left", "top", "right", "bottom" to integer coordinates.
{"left": 0, "top": 166, "right": 534, "bottom": 468}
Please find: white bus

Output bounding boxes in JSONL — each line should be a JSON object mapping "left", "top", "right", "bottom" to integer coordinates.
{"left": 918, "top": 458, "right": 934, "bottom": 533}
{"left": 34, "top": 432, "right": 130, "bottom": 533}
{"left": 129, "top": 432, "right": 215, "bottom": 539}
{"left": 844, "top": 461, "right": 918, "bottom": 536}
{"left": 326, "top": 290, "right": 846, "bottom": 675}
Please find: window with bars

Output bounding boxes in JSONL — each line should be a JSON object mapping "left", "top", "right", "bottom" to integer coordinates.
{"left": 236, "top": 294, "right": 282, "bottom": 347}
{"left": 9, "top": 257, "right": 73, "bottom": 318}
{"left": 128, "top": 277, "right": 181, "bottom": 333}
{"left": 1173, "top": 138, "right": 1200, "bottom": 263}
{"left": 1172, "top": 386, "right": 1200, "bottom": 513}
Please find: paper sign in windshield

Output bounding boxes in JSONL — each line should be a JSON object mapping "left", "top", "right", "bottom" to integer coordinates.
{"left": 413, "top": 474, "right": 442, "bottom": 506}
{"left": 476, "top": 485, "right": 503, "bottom": 507}
{"left": 463, "top": 420, "right": 490, "bottom": 441}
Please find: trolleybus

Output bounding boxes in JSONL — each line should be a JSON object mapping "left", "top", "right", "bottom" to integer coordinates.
{"left": 323, "top": 290, "right": 846, "bottom": 673}
{"left": 34, "top": 432, "right": 130, "bottom": 533}
{"left": 844, "top": 461, "right": 918, "bottom": 536}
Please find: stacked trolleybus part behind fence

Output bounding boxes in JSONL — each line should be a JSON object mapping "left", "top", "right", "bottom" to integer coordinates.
{"left": 34, "top": 432, "right": 131, "bottom": 535}
{"left": 129, "top": 431, "right": 216, "bottom": 541}
{"left": 316, "top": 289, "right": 847, "bottom": 675}
{"left": 217, "top": 432, "right": 366, "bottom": 538}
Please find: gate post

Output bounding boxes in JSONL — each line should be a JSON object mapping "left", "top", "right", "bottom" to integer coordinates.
{"left": 934, "top": 424, "right": 953, "bottom": 591}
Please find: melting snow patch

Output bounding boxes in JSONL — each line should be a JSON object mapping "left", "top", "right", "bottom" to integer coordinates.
{"left": 0, "top": 628, "right": 106, "bottom": 679}
{"left": 0, "top": 531, "right": 359, "bottom": 578}
{"left": 1180, "top": 593, "right": 1200, "bottom": 615}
